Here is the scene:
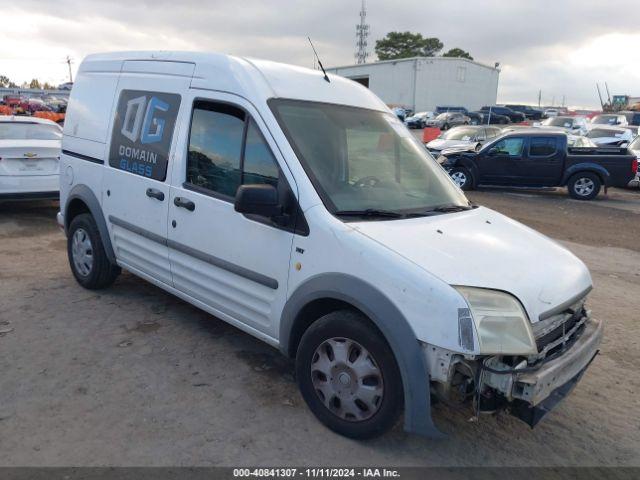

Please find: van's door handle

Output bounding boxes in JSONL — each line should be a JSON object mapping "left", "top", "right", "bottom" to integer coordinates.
{"left": 146, "top": 188, "right": 165, "bottom": 201}
{"left": 174, "top": 196, "right": 195, "bottom": 212}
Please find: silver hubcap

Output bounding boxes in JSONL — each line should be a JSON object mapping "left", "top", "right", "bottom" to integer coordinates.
{"left": 451, "top": 171, "right": 467, "bottom": 187}
{"left": 71, "top": 228, "right": 94, "bottom": 277}
{"left": 574, "top": 177, "right": 595, "bottom": 196}
{"left": 311, "top": 337, "right": 384, "bottom": 422}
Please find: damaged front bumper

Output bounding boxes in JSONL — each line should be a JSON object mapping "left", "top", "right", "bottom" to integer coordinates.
{"left": 482, "top": 316, "right": 603, "bottom": 426}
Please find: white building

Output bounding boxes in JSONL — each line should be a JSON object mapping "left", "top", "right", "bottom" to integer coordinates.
{"left": 327, "top": 56, "right": 500, "bottom": 113}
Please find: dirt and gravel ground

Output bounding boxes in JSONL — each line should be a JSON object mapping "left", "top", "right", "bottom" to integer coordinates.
{"left": 0, "top": 186, "right": 639, "bottom": 467}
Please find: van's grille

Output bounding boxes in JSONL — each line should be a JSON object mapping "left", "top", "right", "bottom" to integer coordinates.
{"left": 532, "top": 296, "right": 588, "bottom": 359}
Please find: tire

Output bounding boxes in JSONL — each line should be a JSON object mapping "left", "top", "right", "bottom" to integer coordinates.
{"left": 442, "top": 123, "right": 449, "bottom": 130}
{"left": 67, "top": 213, "right": 120, "bottom": 289}
{"left": 296, "top": 310, "right": 403, "bottom": 439}
{"left": 567, "top": 172, "right": 601, "bottom": 200}
{"left": 449, "top": 167, "right": 474, "bottom": 190}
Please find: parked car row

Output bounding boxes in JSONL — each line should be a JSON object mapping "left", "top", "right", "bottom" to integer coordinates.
{"left": 1, "top": 94, "right": 67, "bottom": 121}
{"left": 404, "top": 111, "right": 434, "bottom": 128}
{"left": 407, "top": 105, "right": 538, "bottom": 130}
{"left": 407, "top": 105, "right": 637, "bottom": 133}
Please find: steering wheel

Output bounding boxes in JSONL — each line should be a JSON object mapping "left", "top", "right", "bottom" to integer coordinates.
{"left": 354, "top": 176, "right": 382, "bottom": 188}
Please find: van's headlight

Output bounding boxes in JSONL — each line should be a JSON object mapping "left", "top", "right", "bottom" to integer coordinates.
{"left": 455, "top": 287, "right": 537, "bottom": 355}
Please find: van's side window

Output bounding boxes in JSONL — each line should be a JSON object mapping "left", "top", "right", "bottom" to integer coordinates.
{"left": 243, "top": 118, "right": 278, "bottom": 188}
{"left": 187, "top": 103, "right": 245, "bottom": 197}
{"left": 186, "top": 102, "right": 279, "bottom": 198}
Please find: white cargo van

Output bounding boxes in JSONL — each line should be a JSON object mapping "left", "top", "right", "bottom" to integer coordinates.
{"left": 58, "top": 51, "right": 602, "bottom": 439}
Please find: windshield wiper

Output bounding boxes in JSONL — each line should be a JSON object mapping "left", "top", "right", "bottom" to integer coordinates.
{"left": 334, "top": 209, "right": 404, "bottom": 218}
{"left": 426, "top": 204, "right": 475, "bottom": 213}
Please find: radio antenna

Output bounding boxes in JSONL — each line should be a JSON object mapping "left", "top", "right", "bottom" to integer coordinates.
{"left": 308, "top": 37, "right": 330, "bottom": 83}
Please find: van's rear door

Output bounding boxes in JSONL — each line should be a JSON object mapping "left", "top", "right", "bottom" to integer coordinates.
{"left": 101, "top": 60, "right": 194, "bottom": 286}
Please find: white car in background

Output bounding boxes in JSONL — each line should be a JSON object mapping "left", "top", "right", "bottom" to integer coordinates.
{"left": 426, "top": 125, "right": 502, "bottom": 155}
{"left": 543, "top": 108, "right": 559, "bottom": 118}
{"left": 0, "top": 116, "right": 62, "bottom": 200}
{"left": 585, "top": 126, "right": 634, "bottom": 147}
{"left": 590, "top": 114, "right": 628, "bottom": 127}
{"left": 537, "top": 116, "right": 589, "bottom": 136}
{"left": 567, "top": 135, "right": 597, "bottom": 148}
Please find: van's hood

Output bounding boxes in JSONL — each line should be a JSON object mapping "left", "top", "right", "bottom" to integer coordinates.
{"left": 350, "top": 206, "right": 592, "bottom": 323}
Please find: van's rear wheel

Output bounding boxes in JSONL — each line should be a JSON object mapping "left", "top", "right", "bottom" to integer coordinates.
{"left": 296, "top": 310, "right": 403, "bottom": 439}
{"left": 67, "top": 213, "right": 120, "bottom": 289}
{"left": 568, "top": 172, "right": 601, "bottom": 200}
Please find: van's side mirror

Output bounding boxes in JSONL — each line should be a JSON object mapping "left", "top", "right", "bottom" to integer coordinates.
{"left": 234, "top": 184, "right": 281, "bottom": 218}
{"left": 487, "top": 147, "right": 499, "bottom": 155}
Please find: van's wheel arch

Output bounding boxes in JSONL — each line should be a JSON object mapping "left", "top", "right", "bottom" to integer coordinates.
{"left": 567, "top": 172, "right": 602, "bottom": 200}
{"left": 295, "top": 309, "right": 403, "bottom": 439}
{"left": 67, "top": 213, "right": 120, "bottom": 289}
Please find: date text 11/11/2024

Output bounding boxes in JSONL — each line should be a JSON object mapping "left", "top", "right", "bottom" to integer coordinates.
{"left": 232, "top": 468, "right": 400, "bottom": 478}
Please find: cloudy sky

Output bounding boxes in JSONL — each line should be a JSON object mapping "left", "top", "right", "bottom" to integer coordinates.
{"left": 1, "top": 0, "right": 639, "bottom": 108}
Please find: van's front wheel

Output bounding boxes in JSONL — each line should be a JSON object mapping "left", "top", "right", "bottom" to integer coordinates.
{"left": 67, "top": 213, "right": 120, "bottom": 289}
{"left": 296, "top": 310, "right": 403, "bottom": 439}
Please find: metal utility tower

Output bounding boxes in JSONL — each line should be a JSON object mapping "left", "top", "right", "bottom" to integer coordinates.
{"left": 65, "top": 56, "right": 74, "bottom": 83}
{"left": 355, "top": 0, "right": 369, "bottom": 64}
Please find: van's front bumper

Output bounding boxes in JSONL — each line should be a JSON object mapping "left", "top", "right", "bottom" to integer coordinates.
{"left": 482, "top": 317, "right": 602, "bottom": 426}
{"left": 515, "top": 317, "right": 602, "bottom": 405}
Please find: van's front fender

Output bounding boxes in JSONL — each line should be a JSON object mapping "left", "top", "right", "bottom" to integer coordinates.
{"left": 280, "top": 273, "right": 445, "bottom": 438}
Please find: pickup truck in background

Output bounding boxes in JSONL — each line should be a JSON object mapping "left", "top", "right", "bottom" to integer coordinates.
{"left": 439, "top": 129, "right": 638, "bottom": 200}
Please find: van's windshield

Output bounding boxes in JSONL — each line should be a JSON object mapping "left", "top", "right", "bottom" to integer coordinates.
{"left": 270, "top": 99, "right": 469, "bottom": 217}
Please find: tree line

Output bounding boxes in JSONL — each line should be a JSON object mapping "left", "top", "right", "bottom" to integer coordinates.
{"left": 374, "top": 32, "right": 473, "bottom": 61}
{"left": 0, "top": 75, "right": 57, "bottom": 90}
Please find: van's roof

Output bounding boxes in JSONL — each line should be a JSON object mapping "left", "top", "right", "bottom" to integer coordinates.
{"left": 80, "top": 51, "right": 389, "bottom": 112}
